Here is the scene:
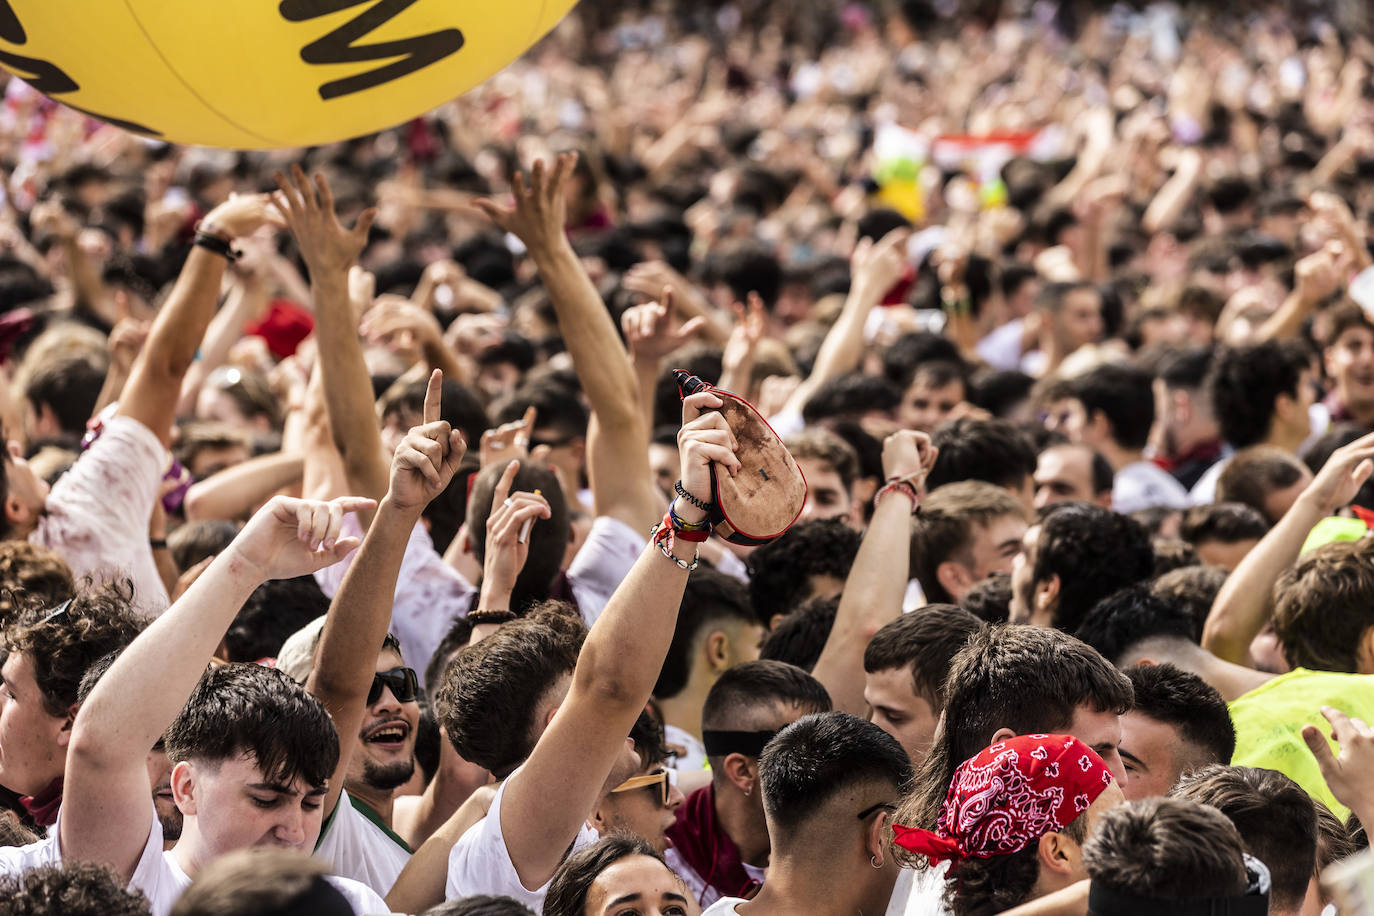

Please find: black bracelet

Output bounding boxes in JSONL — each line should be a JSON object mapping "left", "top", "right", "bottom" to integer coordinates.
{"left": 674, "top": 480, "right": 712, "bottom": 512}
{"left": 149, "top": 538, "right": 168, "bottom": 550}
{"left": 193, "top": 230, "right": 240, "bottom": 262}
{"left": 468, "top": 608, "right": 516, "bottom": 625}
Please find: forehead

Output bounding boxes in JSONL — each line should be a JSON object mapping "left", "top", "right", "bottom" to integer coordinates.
{"left": 1333, "top": 325, "right": 1374, "bottom": 347}
{"left": 1064, "top": 289, "right": 1100, "bottom": 311}
{"left": 1038, "top": 446, "right": 1090, "bottom": 478}
{"left": 376, "top": 646, "right": 405, "bottom": 671}
{"left": 910, "top": 374, "right": 964, "bottom": 396}
{"left": 796, "top": 457, "right": 842, "bottom": 488}
{"left": 865, "top": 666, "right": 921, "bottom": 704}
{"left": 1068, "top": 705, "right": 1122, "bottom": 746}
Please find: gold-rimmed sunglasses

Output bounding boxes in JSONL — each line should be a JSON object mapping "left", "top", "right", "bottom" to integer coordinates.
{"left": 611, "top": 767, "right": 677, "bottom": 806}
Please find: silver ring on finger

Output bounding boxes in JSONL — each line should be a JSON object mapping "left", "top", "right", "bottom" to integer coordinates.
{"left": 491, "top": 442, "right": 507, "bottom": 450}
{"left": 503, "top": 498, "right": 515, "bottom": 508}
{"left": 514, "top": 436, "right": 528, "bottom": 448}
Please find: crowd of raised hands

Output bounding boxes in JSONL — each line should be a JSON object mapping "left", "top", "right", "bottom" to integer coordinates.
{"left": 8, "top": 1, "right": 1374, "bottom": 915}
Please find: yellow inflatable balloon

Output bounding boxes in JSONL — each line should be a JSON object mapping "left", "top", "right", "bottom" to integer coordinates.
{"left": 0, "top": 0, "right": 579, "bottom": 149}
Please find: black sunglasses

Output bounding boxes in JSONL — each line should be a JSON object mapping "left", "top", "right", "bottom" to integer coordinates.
{"left": 368, "top": 667, "right": 419, "bottom": 705}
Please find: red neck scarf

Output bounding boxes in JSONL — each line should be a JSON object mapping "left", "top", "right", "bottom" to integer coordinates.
{"left": 893, "top": 734, "right": 1113, "bottom": 865}
{"left": 20, "top": 775, "right": 63, "bottom": 828}
{"left": 665, "top": 784, "right": 763, "bottom": 904}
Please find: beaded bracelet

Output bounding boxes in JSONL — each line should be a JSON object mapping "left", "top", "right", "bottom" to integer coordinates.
{"left": 874, "top": 478, "right": 920, "bottom": 514}
{"left": 673, "top": 480, "right": 712, "bottom": 512}
{"left": 468, "top": 608, "right": 516, "bottom": 625}
{"left": 650, "top": 522, "right": 701, "bottom": 570}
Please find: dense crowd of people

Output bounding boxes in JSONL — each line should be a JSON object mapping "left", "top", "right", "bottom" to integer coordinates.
{"left": 4, "top": 0, "right": 1374, "bottom": 913}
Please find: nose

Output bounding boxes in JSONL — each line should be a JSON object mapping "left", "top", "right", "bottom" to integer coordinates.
{"left": 667, "top": 782, "right": 685, "bottom": 810}
{"left": 274, "top": 807, "right": 308, "bottom": 847}
{"left": 372, "top": 684, "right": 403, "bottom": 714}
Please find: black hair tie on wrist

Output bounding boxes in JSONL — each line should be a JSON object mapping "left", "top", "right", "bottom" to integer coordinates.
{"left": 193, "top": 230, "right": 240, "bottom": 262}
{"left": 674, "top": 479, "right": 711, "bottom": 512}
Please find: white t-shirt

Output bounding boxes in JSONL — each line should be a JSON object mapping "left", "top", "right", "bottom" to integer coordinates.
{"left": 314, "top": 790, "right": 412, "bottom": 899}
{"left": 901, "top": 862, "right": 952, "bottom": 916}
{"left": 702, "top": 897, "right": 747, "bottom": 915}
{"left": 1112, "top": 460, "right": 1191, "bottom": 514}
{"left": 445, "top": 768, "right": 598, "bottom": 909}
{"left": 34, "top": 415, "right": 169, "bottom": 614}
{"left": 128, "top": 818, "right": 389, "bottom": 916}
{"left": 567, "top": 515, "right": 646, "bottom": 626}
{"left": 975, "top": 319, "right": 1025, "bottom": 372}
{"left": 0, "top": 832, "right": 59, "bottom": 876}
{"left": 664, "top": 847, "right": 765, "bottom": 909}
{"left": 694, "top": 866, "right": 916, "bottom": 915}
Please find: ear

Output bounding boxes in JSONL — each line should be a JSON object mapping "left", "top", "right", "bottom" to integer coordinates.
{"left": 769, "top": 613, "right": 787, "bottom": 631}
{"left": 989, "top": 727, "right": 1016, "bottom": 746}
{"left": 55, "top": 702, "right": 78, "bottom": 749}
{"left": 704, "top": 630, "right": 730, "bottom": 674}
{"left": 1087, "top": 410, "right": 1113, "bottom": 446}
{"left": 720, "top": 753, "right": 756, "bottom": 796}
{"left": 1134, "top": 657, "right": 1158, "bottom": 667}
{"left": 170, "top": 761, "right": 197, "bottom": 816}
{"left": 1037, "top": 830, "right": 1081, "bottom": 877}
{"left": 1273, "top": 391, "right": 1296, "bottom": 424}
{"left": 936, "top": 561, "right": 973, "bottom": 602}
{"left": 1034, "top": 574, "right": 1060, "bottom": 615}
{"left": 1172, "top": 389, "right": 1193, "bottom": 425}
{"left": 1358, "top": 629, "right": 1374, "bottom": 676}
{"left": 867, "top": 810, "right": 892, "bottom": 865}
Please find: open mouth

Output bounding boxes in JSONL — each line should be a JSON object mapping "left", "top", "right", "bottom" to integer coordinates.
{"left": 362, "top": 719, "right": 411, "bottom": 751}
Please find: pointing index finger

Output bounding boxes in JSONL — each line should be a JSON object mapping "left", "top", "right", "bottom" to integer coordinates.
{"left": 423, "top": 369, "right": 443, "bottom": 425}
{"left": 492, "top": 459, "right": 519, "bottom": 510}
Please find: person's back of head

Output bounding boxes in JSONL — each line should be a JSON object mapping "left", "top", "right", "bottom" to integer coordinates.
{"left": 169, "top": 848, "right": 351, "bottom": 916}
{"left": 1150, "top": 565, "right": 1228, "bottom": 635}
{"left": 1171, "top": 764, "right": 1318, "bottom": 915}
{"left": 656, "top": 567, "right": 766, "bottom": 700}
{"left": 222, "top": 575, "right": 331, "bottom": 663}
{"left": 1023, "top": 503, "right": 1153, "bottom": 633}
{"left": 465, "top": 459, "right": 571, "bottom": 609}
{"left": 1206, "top": 341, "right": 1308, "bottom": 449}
{"left": 437, "top": 603, "right": 587, "bottom": 778}
{"left": 0, "top": 541, "right": 72, "bottom": 631}
{"left": 164, "top": 662, "right": 340, "bottom": 801}
{"left": 20, "top": 349, "right": 107, "bottom": 440}
{"left": 863, "top": 605, "right": 985, "bottom": 762}
{"left": 926, "top": 418, "right": 1037, "bottom": 497}
{"left": 1275, "top": 538, "right": 1374, "bottom": 674}
{"left": 1074, "top": 584, "right": 1202, "bottom": 666}
{"left": 1121, "top": 663, "right": 1235, "bottom": 796}
{"left": 1069, "top": 363, "right": 1155, "bottom": 452}
{"left": 759, "top": 711, "right": 912, "bottom": 857}
{"left": 1179, "top": 502, "right": 1269, "bottom": 568}
{"left": 1083, "top": 797, "right": 1250, "bottom": 911}
{"left": 1216, "top": 446, "right": 1311, "bottom": 525}
{"left": 900, "top": 625, "right": 1132, "bottom": 830}
{"left": 0, "top": 861, "right": 151, "bottom": 916}
{"left": 746, "top": 518, "right": 860, "bottom": 626}
{"left": 911, "top": 481, "right": 1027, "bottom": 604}
{"left": 758, "top": 596, "right": 838, "bottom": 672}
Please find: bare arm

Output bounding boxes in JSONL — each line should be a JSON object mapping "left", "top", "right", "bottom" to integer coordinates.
{"left": 1253, "top": 244, "right": 1343, "bottom": 344}
{"left": 781, "top": 228, "right": 908, "bottom": 417}
{"left": 477, "top": 154, "right": 659, "bottom": 532}
{"left": 498, "top": 391, "right": 739, "bottom": 889}
{"left": 117, "top": 195, "right": 283, "bottom": 447}
{"left": 1142, "top": 147, "right": 1203, "bottom": 235}
{"left": 1203, "top": 432, "right": 1374, "bottom": 664}
{"left": 61, "top": 494, "right": 371, "bottom": 880}
{"left": 183, "top": 451, "right": 305, "bottom": 522}
{"left": 386, "top": 783, "right": 497, "bottom": 915}
{"left": 273, "top": 166, "right": 387, "bottom": 504}
{"left": 176, "top": 266, "right": 271, "bottom": 416}
{"left": 812, "top": 432, "right": 937, "bottom": 715}
{"left": 308, "top": 370, "right": 465, "bottom": 820}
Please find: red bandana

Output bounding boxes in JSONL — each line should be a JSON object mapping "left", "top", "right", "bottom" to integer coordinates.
{"left": 892, "top": 734, "right": 1114, "bottom": 865}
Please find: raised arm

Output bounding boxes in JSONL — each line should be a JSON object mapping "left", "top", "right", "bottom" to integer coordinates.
{"left": 476, "top": 154, "right": 660, "bottom": 532}
{"left": 620, "top": 292, "right": 705, "bottom": 436}
{"left": 308, "top": 370, "right": 466, "bottom": 819}
{"left": 812, "top": 431, "right": 937, "bottom": 714}
{"left": 61, "top": 494, "right": 372, "bottom": 881}
{"left": 273, "top": 166, "right": 387, "bottom": 506}
{"left": 499, "top": 390, "right": 740, "bottom": 888}
{"left": 1203, "top": 432, "right": 1374, "bottom": 664}
{"left": 117, "top": 195, "right": 283, "bottom": 447}
{"left": 182, "top": 451, "right": 306, "bottom": 522}
{"left": 780, "top": 228, "right": 909, "bottom": 417}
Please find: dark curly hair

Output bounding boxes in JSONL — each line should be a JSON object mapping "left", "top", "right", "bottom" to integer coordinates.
{"left": 0, "top": 541, "right": 74, "bottom": 632}
{"left": 746, "top": 518, "right": 860, "bottom": 625}
{"left": 948, "top": 815, "right": 1088, "bottom": 916}
{"left": 1205, "top": 341, "right": 1309, "bottom": 448}
{"left": 3, "top": 580, "right": 144, "bottom": 717}
{"left": 1031, "top": 503, "right": 1154, "bottom": 633}
{"left": 926, "top": 418, "right": 1037, "bottom": 493}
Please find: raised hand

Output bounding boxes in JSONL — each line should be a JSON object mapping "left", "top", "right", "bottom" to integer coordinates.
{"left": 621, "top": 290, "right": 705, "bottom": 363}
{"left": 851, "top": 227, "right": 911, "bottom": 301}
{"left": 720, "top": 292, "right": 767, "bottom": 391}
{"left": 1300, "top": 430, "right": 1374, "bottom": 515}
{"left": 882, "top": 430, "right": 938, "bottom": 491}
{"left": 480, "top": 405, "right": 536, "bottom": 468}
{"left": 273, "top": 165, "right": 377, "bottom": 279}
{"left": 1302, "top": 706, "right": 1374, "bottom": 825}
{"left": 1293, "top": 242, "right": 1346, "bottom": 307}
{"left": 361, "top": 295, "right": 445, "bottom": 356}
{"left": 473, "top": 153, "right": 575, "bottom": 256}
{"left": 677, "top": 390, "right": 740, "bottom": 522}
{"left": 480, "top": 459, "right": 552, "bottom": 607}
{"left": 227, "top": 494, "right": 375, "bottom": 582}
{"left": 200, "top": 192, "right": 287, "bottom": 240}
{"left": 389, "top": 369, "right": 467, "bottom": 513}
